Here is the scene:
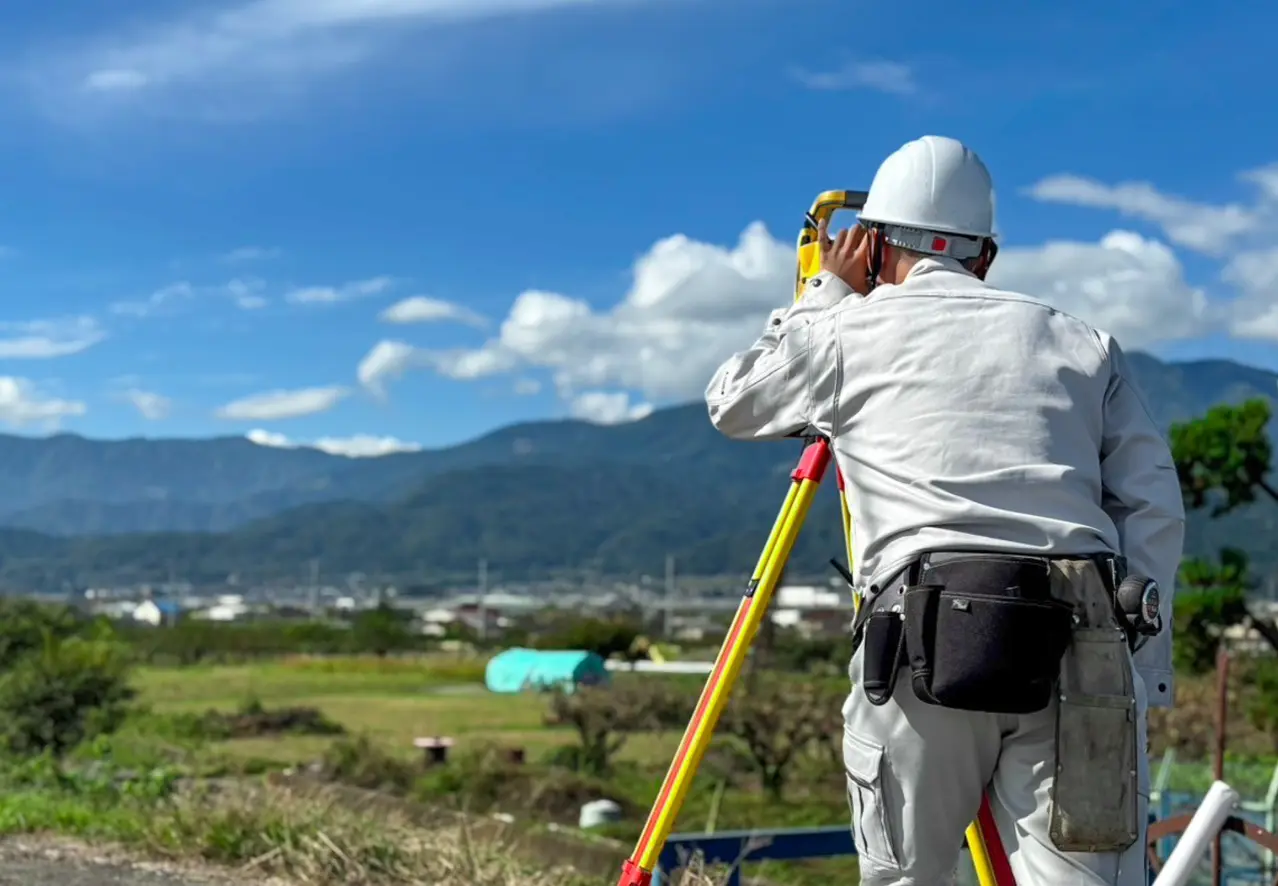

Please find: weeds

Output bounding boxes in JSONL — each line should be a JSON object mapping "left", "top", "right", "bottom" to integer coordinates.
{"left": 0, "top": 754, "right": 602, "bottom": 886}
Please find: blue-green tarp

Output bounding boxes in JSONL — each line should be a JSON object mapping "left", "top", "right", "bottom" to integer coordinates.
{"left": 484, "top": 648, "right": 610, "bottom": 694}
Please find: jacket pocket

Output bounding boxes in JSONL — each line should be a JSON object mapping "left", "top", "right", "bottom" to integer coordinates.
{"left": 844, "top": 731, "right": 900, "bottom": 869}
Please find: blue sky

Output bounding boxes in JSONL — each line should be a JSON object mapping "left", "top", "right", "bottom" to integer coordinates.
{"left": 0, "top": 0, "right": 1274, "bottom": 454}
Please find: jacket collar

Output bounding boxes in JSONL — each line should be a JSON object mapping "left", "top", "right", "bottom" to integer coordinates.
{"left": 904, "top": 256, "right": 973, "bottom": 280}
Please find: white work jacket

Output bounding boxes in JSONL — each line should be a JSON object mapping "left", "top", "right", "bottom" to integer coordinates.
{"left": 704, "top": 258, "right": 1186, "bottom": 708}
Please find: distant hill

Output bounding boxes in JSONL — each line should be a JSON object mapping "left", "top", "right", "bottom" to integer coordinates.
{"left": 0, "top": 351, "right": 1270, "bottom": 588}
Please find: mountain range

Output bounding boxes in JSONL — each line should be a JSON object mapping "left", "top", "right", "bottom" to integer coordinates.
{"left": 0, "top": 350, "right": 1273, "bottom": 588}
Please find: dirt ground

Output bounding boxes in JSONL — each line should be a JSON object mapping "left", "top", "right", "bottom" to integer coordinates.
{"left": 0, "top": 836, "right": 289, "bottom": 886}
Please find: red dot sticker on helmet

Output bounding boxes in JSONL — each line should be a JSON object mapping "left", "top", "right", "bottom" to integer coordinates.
{"left": 931, "top": 236, "right": 948, "bottom": 252}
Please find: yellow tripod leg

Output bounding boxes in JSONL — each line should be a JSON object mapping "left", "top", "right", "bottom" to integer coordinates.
{"left": 616, "top": 440, "right": 834, "bottom": 886}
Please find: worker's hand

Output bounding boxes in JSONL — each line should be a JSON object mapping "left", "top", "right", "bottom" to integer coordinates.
{"left": 818, "top": 218, "right": 872, "bottom": 295}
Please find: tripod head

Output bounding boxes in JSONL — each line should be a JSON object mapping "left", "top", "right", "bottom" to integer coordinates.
{"left": 795, "top": 189, "right": 869, "bottom": 301}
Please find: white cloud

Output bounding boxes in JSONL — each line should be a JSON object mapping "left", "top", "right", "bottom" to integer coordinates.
{"left": 369, "top": 218, "right": 1223, "bottom": 407}
{"left": 357, "top": 340, "right": 424, "bottom": 398}
{"left": 216, "top": 385, "right": 348, "bottom": 421}
{"left": 36, "top": 0, "right": 652, "bottom": 119}
{"left": 513, "top": 377, "right": 541, "bottom": 395}
{"left": 113, "top": 278, "right": 269, "bottom": 315}
{"left": 0, "top": 377, "right": 86, "bottom": 428}
{"left": 334, "top": 160, "right": 1278, "bottom": 410}
{"left": 222, "top": 246, "right": 280, "bottom": 263}
{"left": 111, "top": 282, "right": 196, "bottom": 317}
{"left": 123, "top": 388, "right": 172, "bottom": 420}
{"left": 84, "top": 68, "right": 149, "bottom": 92}
{"left": 1026, "top": 163, "right": 1278, "bottom": 343}
{"left": 570, "top": 391, "right": 652, "bottom": 424}
{"left": 1224, "top": 247, "right": 1278, "bottom": 339}
{"left": 371, "top": 223, "right": 800, "bottom": 403}
{"left": 1025, "top": 173, "right": 1264, "bottom": 257}
{"left": 379, "top": 295, "right": 486, "bottom": 327}
{"left": 790, "top": 60, "right": 917, "bottom": 96}
{"left": 246, "top": 427, "right": 422, "bottom": 457}
{"left": 986, "top": 231, "right": 1210, "bottom": 349}
{"left": 226, "top": 277, "right": 269, "bottom": 309}
{"left": 286, "top": 275, "right": 393, "bottom": 304}
{"left": 0, "top": 316, "right": 107, "bottom": 359}
{"left": 245, "top": 429, "right": 291, "bottom": 448}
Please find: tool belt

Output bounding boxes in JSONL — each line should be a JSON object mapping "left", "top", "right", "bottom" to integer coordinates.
{"left": 850, "top": 551, "right": 1131, "bottom": 716}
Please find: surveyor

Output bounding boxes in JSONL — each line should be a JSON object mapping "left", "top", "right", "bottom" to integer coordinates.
{"left": 703, "top": 135, "right": 1184, "bottom": 886}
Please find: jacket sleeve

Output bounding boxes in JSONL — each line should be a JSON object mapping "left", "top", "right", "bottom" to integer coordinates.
{"left": 703, "top": 271, "right": 848, "bottom": 441}
{"left": 1099, "top": 340, "right": 1186, "bottom": 709}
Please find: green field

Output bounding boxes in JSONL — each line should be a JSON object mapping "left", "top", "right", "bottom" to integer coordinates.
{"left": 119, "top": 653, "right": 1278, "bottom": 885}
{"left": 133, "top": 655, "right": 686, "bottom": 768}
{"left": 125, "top": 654, "right": 857, "bottom": 884}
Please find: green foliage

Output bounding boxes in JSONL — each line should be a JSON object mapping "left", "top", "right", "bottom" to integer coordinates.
{"left": 534, "top": 615, "right": 643, "bottom": 660}
{"left": 1171, "top": 398, "right": 1277, "bottom": 514}
{"left": 542, "top": 684, "right": 661, "bottom": 777}
{"left": 320, "top": 734, "right": 418, "bottom": 793}
{"left": 769, "top": 630, "right": 856, "bottom": 675}
{"left": 721, "top": 677, "right": 844, "bottom": 799}
{"left": 350, "top": 604, "right": 417, "bottom": 658}
{"left": 0, "top": 598, "right": 104, "bottom": 668}
{"left": 0, "top": 632, "right": 135, "bottom": 757}
{"left": 1243, "top": 658, "right": 1278, "bottom": 750}
{"left": 1173, "top": 548, "right": 1253, "bottom": 674}
{"left": 121, "top": 615, "right": 430, "bottom": 666}
{"left": 0, "top": 599, "right": 138, "bottom": 758}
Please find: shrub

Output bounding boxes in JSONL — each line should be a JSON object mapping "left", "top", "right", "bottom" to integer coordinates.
{"left": 534, "top": 616, "right": 643, "bottom": 660}
{"left": 320, "top": 734, "right": 417, "bottom": 793}
{"left": 543, "top": 684, "right": 663, "bottom": 776}
{"left": 720, "top": 677, "right": 844, "bottom": 799}
{"left": 0, "top": 633, "right": 135, "bottom": 758}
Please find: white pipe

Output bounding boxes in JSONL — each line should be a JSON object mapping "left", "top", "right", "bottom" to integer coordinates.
{"left": 1152, "top": 780, "right": 1241, "bottom": 886}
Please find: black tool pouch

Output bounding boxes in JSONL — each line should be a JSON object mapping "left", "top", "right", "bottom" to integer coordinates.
{"left": 902, "top": 555, "right": 1075, "bottom": 714}
{"left": 859, "top": 605, "right": 906, "bottom": 706}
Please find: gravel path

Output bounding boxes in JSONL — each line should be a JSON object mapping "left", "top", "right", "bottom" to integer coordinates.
{"left": 0, "top": 837, "right": 288, "bottom": 886}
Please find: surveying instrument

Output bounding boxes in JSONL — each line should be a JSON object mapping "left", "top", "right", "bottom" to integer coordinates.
{"left": 616, "top": 191, "right": 1017, "bottom": 886}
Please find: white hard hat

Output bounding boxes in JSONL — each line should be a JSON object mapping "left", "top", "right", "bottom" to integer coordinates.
{"left": 859, "top": 135, "right": 996, "bottom": 240}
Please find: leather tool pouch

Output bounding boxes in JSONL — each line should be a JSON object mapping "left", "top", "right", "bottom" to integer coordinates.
{"left": 902, "top": 555, "right": 1074, "bottom": 714}
{"left": 1049, "top": 626, "right": 1141, "bottom": 852}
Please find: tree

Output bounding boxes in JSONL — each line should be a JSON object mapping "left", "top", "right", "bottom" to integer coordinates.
{"left": 543, "top": 684, "right": 658, "bottom": 776}
{"left": 720, "top": 678, "right": 842, "bottom": 799}
{"left": 1169, "top": 398, "right": 1278, "bottom": 659}
{"left": 0, "top": 599, "right": 98, "bottom": 669}
{"left": 535, "top": 616, "right": 643, "bottom": 660}
{"left": 1171, "top": 398, "right": 1277, "bottom": 515}
{"left": 1174, "top": 549, "right": 1252, "bottom": 674}
{"left": 350, "top": 604, "right": 416, "bottom": 657}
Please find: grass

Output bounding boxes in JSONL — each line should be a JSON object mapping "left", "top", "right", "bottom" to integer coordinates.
{"left": 124, "top": 655, "right": 858, "bottom": 885}
{"left": 112, "top": 654, "right": 1278, "bottom": 885}
{"left": 132, "top": 656, "right": 685, "bottom": 770}
{"left": 0, "top": 756, "right": 606, "bottom": 886}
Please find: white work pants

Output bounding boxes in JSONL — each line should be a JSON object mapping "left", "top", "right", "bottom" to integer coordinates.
{"left": 842, "top": 561, "right": 1151, "bottom": 886}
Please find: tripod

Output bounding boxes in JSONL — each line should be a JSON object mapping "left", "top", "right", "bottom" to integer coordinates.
{"left": 616, "top": 192, "right": 1015, "bottom": 886}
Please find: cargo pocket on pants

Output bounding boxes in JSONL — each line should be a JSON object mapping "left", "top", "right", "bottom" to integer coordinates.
{"left": 844, "top": 731, "right": 900, "bottom": 869}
